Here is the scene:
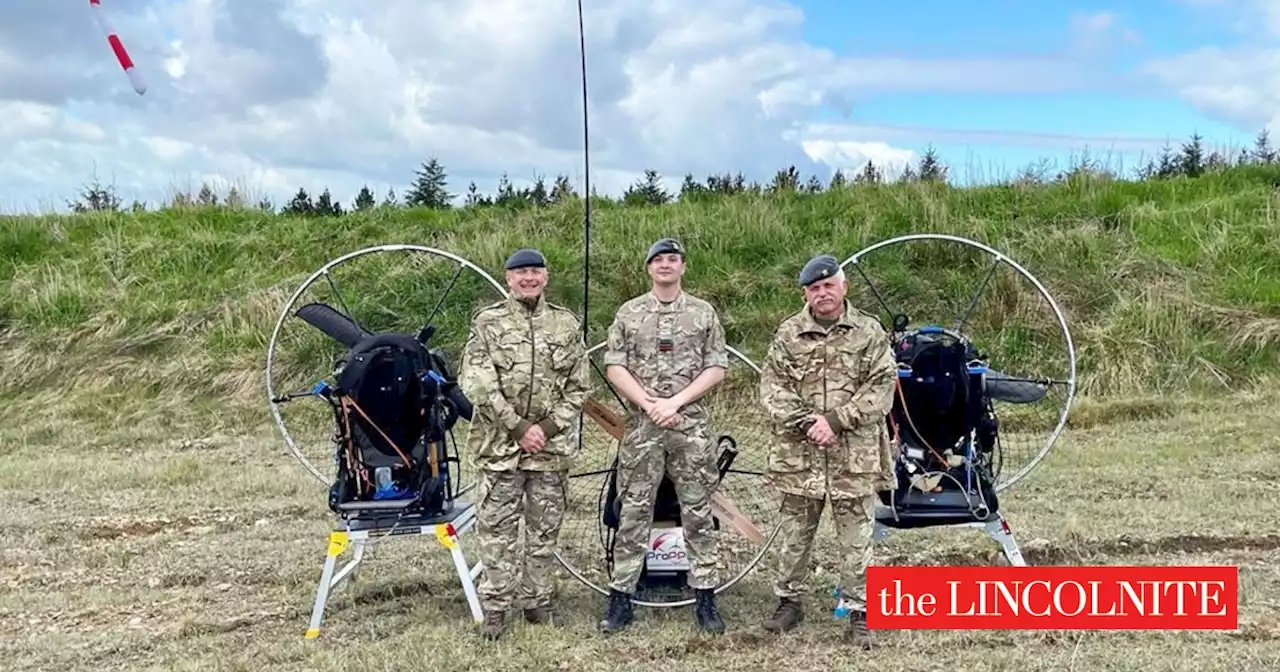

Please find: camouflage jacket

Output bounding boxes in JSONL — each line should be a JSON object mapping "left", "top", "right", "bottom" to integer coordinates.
{"left": 758, "top": 300, "right": 898, "bottom": 499}
{"left": 602, "top": 290, "right": 729, "bottom": 432}
{"left": 459, "top": 294, "right": 590, "bottom": 472}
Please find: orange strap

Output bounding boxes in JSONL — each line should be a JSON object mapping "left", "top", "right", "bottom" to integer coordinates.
{"left": 893, "top": 376, "right": 953, "bottom": 491}
{"left": 341, "top": 396, "right": 414, "bottom": 469}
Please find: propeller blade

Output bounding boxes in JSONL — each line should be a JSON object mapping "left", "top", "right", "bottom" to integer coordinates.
{"left": 985, "top": 369, "right": 1050, "bottom": 404}
{"left": 295, "top": 302, "right": 370, "bottom": 348}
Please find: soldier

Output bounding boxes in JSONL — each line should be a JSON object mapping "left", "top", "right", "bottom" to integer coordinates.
{"left": 458, "top": 247, "right": 591, "bottom": 640}
{"left": 597, "top": 237, "right": 729, "bottom": 635}
{"left": 756, "top": 253, "right": 897, "bottom": 649}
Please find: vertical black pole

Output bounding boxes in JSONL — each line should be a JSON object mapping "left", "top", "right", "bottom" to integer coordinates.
{"left": 576, "top": 0, "right": 591, "bottom": 342}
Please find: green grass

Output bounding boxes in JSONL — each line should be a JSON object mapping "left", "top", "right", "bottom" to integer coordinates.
{"left": 3, "top": 163, "right": 1279, "bottom": 423}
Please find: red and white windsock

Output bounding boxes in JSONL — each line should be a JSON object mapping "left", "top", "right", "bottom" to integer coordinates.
{"left": 89, "top": 0, "right": 146, "bottom": 95}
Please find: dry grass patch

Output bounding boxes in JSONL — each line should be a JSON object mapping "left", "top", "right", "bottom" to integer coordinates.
{"left": 2, "top": 387, "right": 1279, "bottom": 671}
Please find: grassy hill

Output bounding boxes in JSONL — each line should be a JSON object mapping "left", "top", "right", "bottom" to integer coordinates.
{"left": 3, "top": 162, "right": 1279, "bottom": 431}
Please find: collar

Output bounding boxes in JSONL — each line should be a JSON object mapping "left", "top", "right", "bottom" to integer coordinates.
{"left": 506, "top": 292, "right": 546, "bottom": 316}
{"left": 796, "top": 299, "right": 861, "bottom": 336}
{"left": 646, "top": 289, "right": 687, "bottom": 311}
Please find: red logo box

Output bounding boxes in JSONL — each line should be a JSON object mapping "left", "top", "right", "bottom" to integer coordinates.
{"left": 865, "top": 565, "right": 1238, "bottom": 630}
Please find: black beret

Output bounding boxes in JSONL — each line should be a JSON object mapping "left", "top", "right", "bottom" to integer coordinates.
{"left": 645, "top": 237, "right": 685, "bottom": 264}
{"left": 504, "top": 248, "right": 546, "bottom": 270}
{"left": 798, "top": 254, "right": 841, "bottom": 286}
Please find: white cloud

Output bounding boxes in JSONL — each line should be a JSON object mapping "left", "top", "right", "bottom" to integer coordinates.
{"left": 1069, "top": 10, "right": 1142, "bottom": 53}
{"left": 1142, "top": 47, "right": 1280, "bottom": 131}
{"left": 800, "top": 140, "right": 919, "bottom": 179}
{"left": 1142, "top": 0, "right": 1280, "bottom": 131}
{"left": 0, "top": 0, "right": 1111, "bottom": 213}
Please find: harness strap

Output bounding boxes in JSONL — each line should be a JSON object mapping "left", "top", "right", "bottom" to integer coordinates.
{"left": 895, "top": 376, "right": 953, "bottom": 474}
{"left": 341, "top": 396, "right": 415, "bottom": 469}
{"left": 337, "top": 397, "right": 370, "bottom": 496}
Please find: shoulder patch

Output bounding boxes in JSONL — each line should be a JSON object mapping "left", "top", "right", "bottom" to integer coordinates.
{"left": 848, "top": 306, "right": 885, "bottom": 330}
{"left": 470, "top": 300, "right": 506, "bottom": 320}
{"left": 685, "top": 293, "right": 718, "bottom": 312}
{"left": 616, "top": 295, "right": 649, "bottom": 316}
{"left": 545, "top": 301, "right": 575, "bottom": 314}
{"left": 770, "top": 309, "right": 806, "bottom": 341}
{"left": 547, "top": 302, "right": 583, "bottom": 329}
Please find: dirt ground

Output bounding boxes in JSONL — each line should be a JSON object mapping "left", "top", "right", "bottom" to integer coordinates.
{"left": 2, "top": 387, "right": 1278, "bottom": 672}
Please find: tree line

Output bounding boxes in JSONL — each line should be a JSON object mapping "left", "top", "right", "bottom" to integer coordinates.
{"left": 61, "top": 129, "right": 1280, "bottom": 215}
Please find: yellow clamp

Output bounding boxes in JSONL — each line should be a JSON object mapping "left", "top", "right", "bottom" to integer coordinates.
{"left": 327, "top": 531, "right": 349, "bottom": 557}
{"left": 435, "top": 525, "right": 456, "bottom": 550}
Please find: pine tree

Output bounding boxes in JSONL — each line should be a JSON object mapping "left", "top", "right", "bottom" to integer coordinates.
{"left": 550, "top": 175, "right": 576, "bottom": 202}
{"left": 528, "top": 174, "right": 550, "bottom": 207}
{"left": 916, "top": 147, "right": 947, "bottom": 182}
{"left": 354, "top": 185, "right": 375, "bottom": 210}
{"left": 854, "top": 161, "right": 882, "bottom": 184}
{"left": 284, "top": 187, "right": 313, "bottom": 216}
{"left": 623, "top": 169, "right": 670, "bottom": 206}
{"left": 315, "top": 188, "right": 343, "bottom": 216}
{"left": 1254, "top": 129, "right": 1275, "bottom": 163}
{"left": 1179, "top": 133, "right": 1205, "bottom": 177}
{"left": 768, "top": 166, "right": 800, "bottom": 192}
{"left": 404, "top": 158, "right": 452, "bottom": 208}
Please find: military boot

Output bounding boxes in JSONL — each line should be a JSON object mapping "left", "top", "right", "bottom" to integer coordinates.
{"left": 524, "top": 605, "right": 552, "bottom": 624}
{"left": 479, "top": 610, "right": 506, "bottom": 640}
{"left": 693, "top": 589, "right": 725, "bottom": 634}
{"left": 761, "top": 597, "right": 804, "bottom": 633}
{"left": 844, "top": 610, "right": 873, "bottom": 649}
{"left": 598, "top": 589, "right": 633, "bottom": 634}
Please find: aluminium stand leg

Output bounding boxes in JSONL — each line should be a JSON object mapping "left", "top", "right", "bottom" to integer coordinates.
{"left": 302, "top": 503, "right": 485, "bottom": 638}
{"left": 446, "top": 535, "right": 484, "bottom": 623}
{"left": 983, "top": 513, "right": 1027, "bottom": 567}
{"left": 305, "top": 530, "right": 363, "bottom": 639}
{"left": 871, "top": 511, "right": 1030, "bottom": 567}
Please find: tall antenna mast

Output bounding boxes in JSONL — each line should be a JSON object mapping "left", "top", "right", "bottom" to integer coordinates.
{"left": 576, "top": 0, "right": 591, "bottom": 342}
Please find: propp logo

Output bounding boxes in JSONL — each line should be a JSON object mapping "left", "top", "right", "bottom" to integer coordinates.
{"left": 647, "top": 531, "right": 687, "bottom": 562}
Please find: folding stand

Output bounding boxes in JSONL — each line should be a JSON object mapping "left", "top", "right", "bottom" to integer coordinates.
{"left": 871, "top": 502, "right": 1028, "bottom": 567}
{"left": 303, "top": 498, "right": 484, "bottom": 639}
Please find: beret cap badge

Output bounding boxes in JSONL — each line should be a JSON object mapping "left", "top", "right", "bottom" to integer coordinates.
{"left": 798, "top": 254, "right": 840, "bottom": 287}
{"left": 645, "top": 237, "right": 685, "bottom": 264}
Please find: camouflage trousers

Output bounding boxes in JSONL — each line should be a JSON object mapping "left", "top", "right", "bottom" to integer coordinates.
{"left": 772, "top": 493, "right": 877, "bottom": 611}
{"left": 609, "top": 422, "right": 720, "bottom": 593}
{"left": 475, "top": 468, "right": 569, "bottom": 612}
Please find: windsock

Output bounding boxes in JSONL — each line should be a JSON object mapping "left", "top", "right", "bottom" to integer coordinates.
{"left": 89, "top": 0, "right": 146, "bottom": 95}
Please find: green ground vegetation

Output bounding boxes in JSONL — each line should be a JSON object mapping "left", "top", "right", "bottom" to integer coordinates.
{"left": 3, "top": 133, "right": 1277, "bottom": 426}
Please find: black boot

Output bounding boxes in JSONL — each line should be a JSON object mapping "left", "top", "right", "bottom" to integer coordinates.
{"left": 479, "top": 610, "right": 505, "bottom": 640}
{"left": 844, "top": 610, "right": 873, "bottom": 649}
{"left": 599, "top": 589, "right": 633, "bottom": 634}
{"left": 761, "top": 597, "right": 804, "bottom": 633}
{"left": 694, "top": 589, "right": 725, "bottom": 634}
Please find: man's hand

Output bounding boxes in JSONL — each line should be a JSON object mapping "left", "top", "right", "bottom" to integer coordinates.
{"left": 519, "top": 424, "right": 547, "bottom": 453}
{"left": 642, "top": 394, "right": 685, "bottom": 428}
{"left": 805, "top": 414, "right": 837, "bottom": 446}
{"left": 647, "top": 396, "right": 683, "bottom": 427}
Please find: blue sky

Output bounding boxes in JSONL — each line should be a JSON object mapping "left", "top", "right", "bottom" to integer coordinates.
{"left": 788, "top": 0, "right": 1264, "bottom": 180}
{"left": 3, "top": 0, "right": 1276, "bottom": 212}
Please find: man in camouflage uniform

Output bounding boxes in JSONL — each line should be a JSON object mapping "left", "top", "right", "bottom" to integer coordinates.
{"left": 757, "top": 253, "right": 897, "bottom": 649}
{"left": 459, "top": 248, "right": 590, "bottom": 640}
{"left": 597, "top": 237, "right": 729, "bottom": 635}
